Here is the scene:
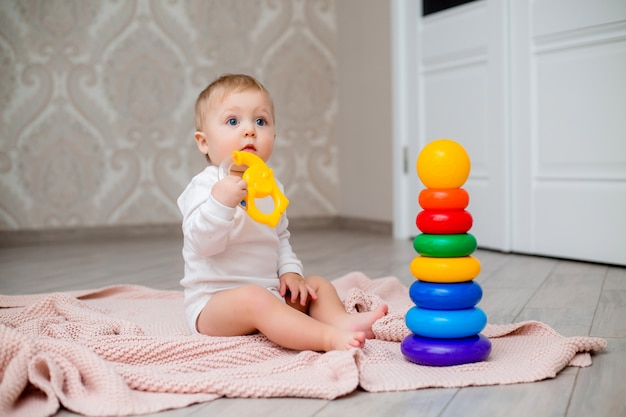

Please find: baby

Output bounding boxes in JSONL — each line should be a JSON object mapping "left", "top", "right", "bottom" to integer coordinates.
{"left": 178, "top": 74, "right": 388, "bottom": 351}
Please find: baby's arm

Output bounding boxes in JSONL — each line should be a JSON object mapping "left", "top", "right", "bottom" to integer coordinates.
{"left": 275, "top": 211, "right": 311, "bottom": 304}
{"left": 178, "top": 173, "right": 239, "bottom": 257}
{"left": 276, "top": 215, "right": 304, "bottom": 275}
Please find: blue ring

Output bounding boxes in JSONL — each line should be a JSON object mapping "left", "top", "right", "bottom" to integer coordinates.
{"left": 409, "top": 281, "right": 483, "bottom": 310}
{"left": 405, "top": 306, "right": 487, "bottom": 339}
{"left": 401, "top": 333, "right": 492, "bottom": 366}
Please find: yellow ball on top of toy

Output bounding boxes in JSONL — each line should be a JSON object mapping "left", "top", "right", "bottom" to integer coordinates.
{"left": 416, "top": 139, "right": 470, "bottom": 189}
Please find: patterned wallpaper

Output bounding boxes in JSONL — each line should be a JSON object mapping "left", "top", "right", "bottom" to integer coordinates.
{"left": 0, "top": 0, "right": 339, "bottom": 231}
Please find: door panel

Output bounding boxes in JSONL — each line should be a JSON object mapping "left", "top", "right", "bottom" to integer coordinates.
{"left": 535, "top": 39, "right": 626, "bottom": 180}
{"left": 511, "top": 0, "right": 626, "bottom": 265}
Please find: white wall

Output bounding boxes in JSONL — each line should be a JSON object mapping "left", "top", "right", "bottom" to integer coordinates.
{"left": 336, "top": 0, "right": 393, "bottom": 223}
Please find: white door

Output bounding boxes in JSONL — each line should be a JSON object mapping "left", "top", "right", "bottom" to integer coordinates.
{"left": 392, "top": 0, "right": 626, "bottom": 266}
{"left": 510, "top": 0, "right": 626, "bottom": 265}
{"left": 392, "top": 0, "right": 510, "bottom": 251}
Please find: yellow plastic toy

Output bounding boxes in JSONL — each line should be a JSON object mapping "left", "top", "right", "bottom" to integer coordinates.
{"left": 227, "top": 150, "right": 289, "bottom": 227}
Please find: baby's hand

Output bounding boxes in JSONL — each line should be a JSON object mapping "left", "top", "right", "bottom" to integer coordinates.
{"left": 212, "top": 175, "right": 248, "bottom": 208}
{"left": 279, "top": 273, "right": 318, "bottom": 306}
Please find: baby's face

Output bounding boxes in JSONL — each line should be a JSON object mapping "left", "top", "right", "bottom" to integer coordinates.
{"left": 197, "top": 89, "right": 276, "bottom": 167}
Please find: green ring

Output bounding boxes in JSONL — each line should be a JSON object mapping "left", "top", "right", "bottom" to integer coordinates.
{"left": 413, "top": 233, "right": 477, "bottom": 257}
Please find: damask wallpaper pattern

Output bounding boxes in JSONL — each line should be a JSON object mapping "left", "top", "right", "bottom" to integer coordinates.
{"left": 0, "top": 0, "right": 339, "bottom": 231}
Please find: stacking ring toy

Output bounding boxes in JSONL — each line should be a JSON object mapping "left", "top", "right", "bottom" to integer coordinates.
{"left": 416, "top": 210, "right": 473, "bottom": 234}
{"left": 409, "top": 281, "right": 482, "bottom": 310}
{"left": 416, "top": 139, "right": 471, "bottom": 189}
{"left": 219, "top": 151, "right": 289, "bottom": 227}
{"left": 419, "top": 188, "right": 469, "bottom": 211}
{"left": 410, "top": 255, "right": 480, "bottom": 282}
{"left": 413, "top": 233, "right": 477, "bottom": 257}
{"left": 401, "top": 333, "right": 491, "bottom": 366}
{"left": 405, "top": 306, "right": 487, "bottom": 338}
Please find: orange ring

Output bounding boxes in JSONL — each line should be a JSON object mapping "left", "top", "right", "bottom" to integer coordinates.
{"left": 419, "top": 188, "right": 469, "bottom": 211}
{"left": 410, "top": 255, "right": 481, "bottom": 282}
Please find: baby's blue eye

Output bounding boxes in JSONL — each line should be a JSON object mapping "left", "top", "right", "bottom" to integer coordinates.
{"left": 256, "top": 118, "right": 266, "bottom": 126}
{"left": 227, "top": 118, "right": 238, "bottom": 126}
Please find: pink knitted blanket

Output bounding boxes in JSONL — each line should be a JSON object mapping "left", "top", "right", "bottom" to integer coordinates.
{"left": 0, "top": 272, "right": 607, "bottom": 417}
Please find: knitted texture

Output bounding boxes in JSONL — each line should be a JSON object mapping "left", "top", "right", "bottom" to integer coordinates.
{"left": 0, "top": 273, "right": 607, "bottom": 417}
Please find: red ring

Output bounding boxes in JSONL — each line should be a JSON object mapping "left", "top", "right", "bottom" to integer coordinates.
{"left": 419, "top": 188, "right": 469, "bottom": 211}
{"left": 416, "top": 210, "right": 473, "bottom": 234}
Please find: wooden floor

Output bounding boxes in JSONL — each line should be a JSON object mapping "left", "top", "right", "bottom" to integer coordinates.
{"left": 1, "top": 227, "right": 624, "bottom": 417}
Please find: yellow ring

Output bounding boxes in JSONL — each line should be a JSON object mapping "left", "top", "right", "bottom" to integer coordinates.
{"left": 410, "top": 255, "right": 481, "bottom": 283}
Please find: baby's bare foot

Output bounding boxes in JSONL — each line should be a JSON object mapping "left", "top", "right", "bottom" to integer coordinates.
{"left": 342, "top": 304, "right": 389, "bottom": 339}
{"left": 331, "top": 330, "right": 366, "bottom": 350}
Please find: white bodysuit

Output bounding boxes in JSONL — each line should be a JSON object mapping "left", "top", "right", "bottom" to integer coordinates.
{"left": 177, "top": 165, "right": 304, "bottom": 332}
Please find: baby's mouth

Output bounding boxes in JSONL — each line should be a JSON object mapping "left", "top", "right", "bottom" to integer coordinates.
{"left": 241, "top": 144, "right": 257, "bottom": 153}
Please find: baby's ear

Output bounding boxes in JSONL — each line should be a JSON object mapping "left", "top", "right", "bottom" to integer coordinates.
{"left": 194, "top": 131, "right": 209, "bottom": 155}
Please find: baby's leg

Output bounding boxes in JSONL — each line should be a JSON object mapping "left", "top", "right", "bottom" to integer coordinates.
{"left": 196, "top": 285, "right": 366, "bottom": 351}
{"left": 298, "top": 275, "right": 388, "bottom": 339}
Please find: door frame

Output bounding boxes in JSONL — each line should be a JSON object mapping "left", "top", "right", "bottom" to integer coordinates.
{"left": 391, "top": 0, "right": 421, "bottom": 240}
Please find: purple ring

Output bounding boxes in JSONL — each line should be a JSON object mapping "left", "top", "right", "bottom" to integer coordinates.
{"left": 401, "top": 333, "right": 492, "bottom": 366}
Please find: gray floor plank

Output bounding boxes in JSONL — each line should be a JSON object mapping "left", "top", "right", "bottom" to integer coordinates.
{"left": 196, "top": 397, "right": 329, "bottom": 417}
{"left": 591, "top": 290, "right": 626, "bottom": 337}
{"left": 440, "top": 376, "right": 576, "bottom": 417}
{"left": 566, "top": 338, "right": 626, "bottom": 417}
{"left": 313, "top": 389, "right": 457, "bottom": 417}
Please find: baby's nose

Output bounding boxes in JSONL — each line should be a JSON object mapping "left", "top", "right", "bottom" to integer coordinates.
{"left": 243, "top": 122, "right": 256, "bottom": 137}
